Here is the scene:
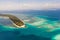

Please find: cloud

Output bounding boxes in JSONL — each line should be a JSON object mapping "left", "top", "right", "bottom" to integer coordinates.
{"left": 0, "top": 2, "right": 19, "bottom": 10}
{"left": 0, "top": 2, "right": 59, "bottom": 10}
{"left": 19, "top": 3, "right": 60, "bottom": 10}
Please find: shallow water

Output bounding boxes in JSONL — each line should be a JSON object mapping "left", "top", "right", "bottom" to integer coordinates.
{"left": 0, "top": 11, "right": 60, "bottom": 40}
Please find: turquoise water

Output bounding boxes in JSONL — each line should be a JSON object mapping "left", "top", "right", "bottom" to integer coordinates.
{"left": 0, "top": 16, "right": 59, "bottom": 40}
{"left": 0, "top": 24, "right": 51, "bottom": 40}
{"left": 0, "top": 10, "right": 60, "bottom": 40}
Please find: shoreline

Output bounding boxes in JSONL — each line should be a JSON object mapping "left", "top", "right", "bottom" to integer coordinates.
{"left": 0, "top": 14, "right": 25, "bottom": 28}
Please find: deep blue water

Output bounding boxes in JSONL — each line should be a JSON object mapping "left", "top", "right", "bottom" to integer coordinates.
{"left": 0, "top": 10, "right": 60, "bottom": 40}
{"left": 21, "top": 10, "right": 60, "bottom": 19}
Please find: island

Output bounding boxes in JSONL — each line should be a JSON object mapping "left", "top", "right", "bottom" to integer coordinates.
{"left": 0, "top": 14, "right": 25, "bottom": 28}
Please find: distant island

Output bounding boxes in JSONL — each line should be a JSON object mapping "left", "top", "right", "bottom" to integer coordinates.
{"left": 0, "top": 14, "right": 25, "bottom": 28}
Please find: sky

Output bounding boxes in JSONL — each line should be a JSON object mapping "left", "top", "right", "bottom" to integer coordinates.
{"left": 0, "top": 0, "right": 60, "bottom": 10}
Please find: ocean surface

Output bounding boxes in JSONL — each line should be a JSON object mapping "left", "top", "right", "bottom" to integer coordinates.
{"left": 0, "top": 10, "right": 60, "bottom": 40}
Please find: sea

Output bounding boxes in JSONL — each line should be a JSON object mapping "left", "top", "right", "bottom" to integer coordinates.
{"left": 0, "top": 10, "right": 60, "bottom": 40}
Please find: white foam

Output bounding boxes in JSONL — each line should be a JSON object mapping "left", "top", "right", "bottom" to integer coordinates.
{"left": 0, "top": 16, "right": 9, "bottom": 20}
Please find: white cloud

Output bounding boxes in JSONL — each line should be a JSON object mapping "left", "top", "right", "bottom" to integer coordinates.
{"left": 19, "top": 3, "right": 60, "bottom": 10}
{"left": 0, "top": 2, "right": 60, "bottom": 10}
{"left": 0, "top": 2, "right": 19, "bottom": 10}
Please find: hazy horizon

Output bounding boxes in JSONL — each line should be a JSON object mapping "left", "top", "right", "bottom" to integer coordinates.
{"left": 0, "top": 0, "right": 59, "bottom": 10}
